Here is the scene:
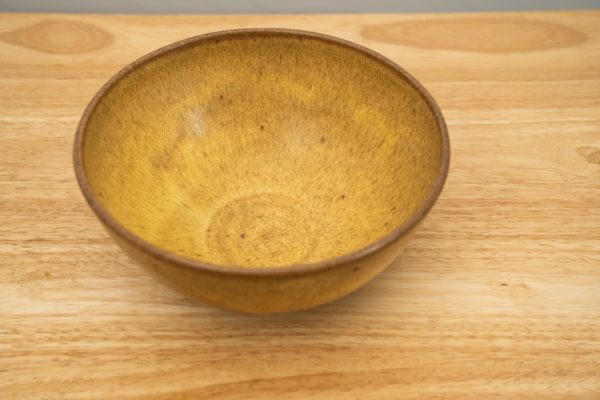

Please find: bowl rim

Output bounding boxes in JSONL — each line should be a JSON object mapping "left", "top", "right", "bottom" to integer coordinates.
{"left": 74, "top": 28, "right": 450, "bottom": 277}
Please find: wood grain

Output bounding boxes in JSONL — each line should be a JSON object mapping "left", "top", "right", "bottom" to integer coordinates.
{"left": 1, "top": 11, "right": 599, "bottom": 399}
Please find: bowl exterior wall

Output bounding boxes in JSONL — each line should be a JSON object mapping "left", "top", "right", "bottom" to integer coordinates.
{"left": 101, "top": 219, "right": 421, "bottom": 314}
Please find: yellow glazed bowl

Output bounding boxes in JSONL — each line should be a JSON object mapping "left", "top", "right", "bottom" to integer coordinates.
{"left": 74, "top": 29, "right": 449, "bottom": 314}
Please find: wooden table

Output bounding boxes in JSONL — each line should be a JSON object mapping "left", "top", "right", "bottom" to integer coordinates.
{"left": 1, "top": 11, "right": 599, "bottom": 399}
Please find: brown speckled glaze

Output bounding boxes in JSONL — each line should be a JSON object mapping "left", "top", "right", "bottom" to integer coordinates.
{"left": 74, "top": 29, "right": 450, "bottom": 313}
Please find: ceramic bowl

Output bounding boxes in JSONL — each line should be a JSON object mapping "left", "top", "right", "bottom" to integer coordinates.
{"left": 74, "top": 29, "right": 449, "bottom": 314}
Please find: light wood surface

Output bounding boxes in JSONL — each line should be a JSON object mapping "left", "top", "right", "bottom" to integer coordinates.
{"left": 1, "top": 11, "right": 599, "bottom": 399}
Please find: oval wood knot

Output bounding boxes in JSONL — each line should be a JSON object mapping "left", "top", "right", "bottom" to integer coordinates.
{"left": 577, "top": 147, "right": 600, "bottom": 165}
{"left": 362, "top": 17, "right": 586, "bottom": 53}
{"left": 1, "top": 20, "right": 113, "bottom": 54}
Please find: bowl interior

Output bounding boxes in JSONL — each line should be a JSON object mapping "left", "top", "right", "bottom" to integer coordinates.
{"left": 81, "top": 31, "right": 444, "bottom": 268}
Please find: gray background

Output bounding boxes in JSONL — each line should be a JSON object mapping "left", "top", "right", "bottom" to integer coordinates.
{"left": 1, "top": 0, "right": 599, "bottom": 14}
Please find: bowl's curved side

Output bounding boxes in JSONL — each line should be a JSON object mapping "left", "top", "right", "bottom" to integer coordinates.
{"left": 101, "top": 218, "right": 423, "bottom": 314}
